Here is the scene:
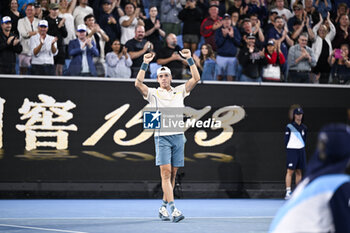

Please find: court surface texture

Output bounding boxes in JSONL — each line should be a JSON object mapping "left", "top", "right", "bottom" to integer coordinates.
{"left": 0, "top": 199, "right": 285, "bottom": 233}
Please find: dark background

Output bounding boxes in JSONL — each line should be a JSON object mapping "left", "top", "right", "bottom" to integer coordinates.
{"left": 0, "top": 77, "right": 348, "bottom": 198}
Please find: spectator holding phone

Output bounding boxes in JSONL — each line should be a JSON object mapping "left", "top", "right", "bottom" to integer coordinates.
{"left": 328, "top": 43, "right": 350, "bottom": 84}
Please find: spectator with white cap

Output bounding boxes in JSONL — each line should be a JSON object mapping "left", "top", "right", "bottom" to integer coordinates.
{"left": 0, "top": 16, "right": 22, "bottom": 74}
{"left": 65, "top": 24, "right": 99, "bottom": 77}
{"left": 29, "top": 19, "right": 58, "bottom": 75}
{"left": 17, "top": 3, "right": 40, "bottom": 75}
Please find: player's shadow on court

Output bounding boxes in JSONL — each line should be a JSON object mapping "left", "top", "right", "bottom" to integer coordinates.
{"left": 218, "top": 146, "right": 249, "bottom": 198}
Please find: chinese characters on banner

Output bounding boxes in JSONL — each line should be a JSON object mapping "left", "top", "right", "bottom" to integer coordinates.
{"left": 1, "top": 94, "right": 245, "bottom": 152}
{"left": 16, "top": 94, "right": 77, "bottom": 151}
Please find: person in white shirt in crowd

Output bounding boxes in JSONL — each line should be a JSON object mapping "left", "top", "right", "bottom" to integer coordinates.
{"left": 73, "top": 0, "right": 93, "bottom": 29}
{"left": 106, "top": 39, "right": 132, "bottom": 78}
{"left": 30, "top": 19, "right": 58, "bottom": 75}
{"left": 59, "top": 0, "right": 77, "bottom": 68}
{"left": 119, "top": 2, "right": 144, "bottom": 45}
{"left": 272, "top": 0, "right": 293, "bottom": 22}
{"left": 311, "top": 12, "right": 335, "bottom": 83}
{"left": 17, "top": 3, "right": 40, "bottom": 75}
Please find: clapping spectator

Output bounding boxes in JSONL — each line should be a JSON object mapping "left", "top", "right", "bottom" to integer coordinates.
{"left": 144, "top": 6, "right": 165, "bottom": 55}
{"left": 45, "top": 3, "right": 68, "bottom": 76}
{"left": 200, "top": 5, "right": 222, "bottom": 51}
{"left": 17, "top": 3, "right": 39, "bottom": 75}
{"left": 266, "top": 16, "right": 294, "bottom": 79}
{"left": 332, "top": 14, "right": 350, "bottom": 49}
{"left": 160, "top": 0, "right": 183, "bottom": 36}
{"left": 66, "top": 24, "right": 99, "bottom": 76}
{"left": 178, "top": 0, "right": 203, "bottom": 54}
{"left": 30, "top": 20, "right": 58, "bottom": 75}
{"left": 262, "top": 40, "right": 285, "bottom": 82}
{"left": 332, "top": 3, "right": 348, "bottom": 25}
{"left": 85, "top": 14, "right": 109, "bottom": 76}
{"left": 0, "top": 16, "right": 22, "bottom": 74}
{"left": 99, "top": 0, "right": 121, "bottom": 50}
{"left": 193, "top": 43, "right": 216, "bottom": 80}
{"left": 288, "top": 33, "right": 316, "bottom": 83}
{"left": 311, "top": 13, "right": 335, "bottom": 83}
{"left": 106, "top": 39, "right": 132, "bottom": 78}
{"left": 237, "top": 34, "right": 268, "bottom": 82}
{"left": 328, "top": 44, "right": 350, "bottom": 84}
{"left": 288, "top": 7, "right": 315, "bottom": 45}
{"left": 125, "top": 25, "right": 152, "bottom": 78}
{"left": 59, "top": 0, "right": 77, "bottom": 64}
{"left": 249, "top": 14, "right": 265, "bottom": 45}
{"left": 119, "top": 2, "right": 144, "bottom": 45}
{"left": 304, "top": 0, "right": 320, "bottom": 27}
{"left": 215, "top": 13, "right": 241, "bottom": 81}
{"left": 313, "top": 0, "right": 331, "bottom": 19}
{"left": 128, "top": 0, "right": 147, "bottom": 20}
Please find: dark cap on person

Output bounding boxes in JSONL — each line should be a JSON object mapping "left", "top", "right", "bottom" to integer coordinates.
{"left": 223, "top": 13, "right": 230, "bottom": 19}
{"left": 293, "top": 3, "right": 303, "bottom": 10}
{"left": 247, "top": 33, "right": 256, "bottom": 39}
{"left": 34, "top": 2, "right": 41, "bottom": 8}
{"left": 293, "top": 107, "right": 304, "bottom": 115}
{"left": 209, "top": 4, "right": 219, "bottom": 8}
{"left": 102, "top": 0, "right": 112, "bottom": 4}
{"left": 49, "top": 3, "right": 59, "bottom": 10}
{"left": 267, "top": 40, "right": 274, "bottom": 46}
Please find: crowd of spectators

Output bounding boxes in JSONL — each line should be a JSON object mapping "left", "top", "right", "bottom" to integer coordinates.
{"left": 0, "top": 0, "right": 349, "bottom": 84}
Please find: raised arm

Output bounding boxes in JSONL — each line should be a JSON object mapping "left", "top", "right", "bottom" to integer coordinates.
{"left": 134, "top": 53, "right": 155, "bottom": 98}
{"left": 179, "top": 49, "right": 200, "bottom": 93}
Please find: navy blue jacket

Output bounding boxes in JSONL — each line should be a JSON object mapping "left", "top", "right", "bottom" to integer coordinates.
{"left": 215, "top": 26, "right": 241, "bottom": 57}
{"left": 66, "top": 38, "right": 99, "bottom": 76}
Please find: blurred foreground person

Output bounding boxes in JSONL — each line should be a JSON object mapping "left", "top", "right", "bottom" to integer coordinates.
{"left": 270, "top": 123, "right": 350, "bottom": 233}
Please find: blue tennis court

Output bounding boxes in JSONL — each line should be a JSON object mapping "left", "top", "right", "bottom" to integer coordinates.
{"left": 0, "top": 199, "right": 284, "bottom": 233}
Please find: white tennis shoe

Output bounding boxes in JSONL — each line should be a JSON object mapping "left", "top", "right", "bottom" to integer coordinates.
{"left": 284, "top": 191, "right": 292, "bottom": 200}
{"left": 171, "top": 208, "right": 185, "bottom": 223}
{"left": 158, "top": 206, "right": 170, "bottom": 221}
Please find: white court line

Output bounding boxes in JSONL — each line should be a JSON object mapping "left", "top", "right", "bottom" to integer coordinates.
{"left": 0, "top": 223, "right": 88, "bottom": 233}
{"left": 0, "top": 216, "right": 273, "bottom": 220}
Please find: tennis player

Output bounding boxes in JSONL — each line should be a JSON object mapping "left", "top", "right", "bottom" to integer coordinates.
{"left": 134, "top": 49, "right": 200, "bottom": 222}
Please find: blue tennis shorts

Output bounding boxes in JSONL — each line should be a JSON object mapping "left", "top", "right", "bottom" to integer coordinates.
{"left": 154, "top": 134, "right": 186, "bottom": 167}
{"left": 286, "top": 148, "right": 306, "bottom": 170}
